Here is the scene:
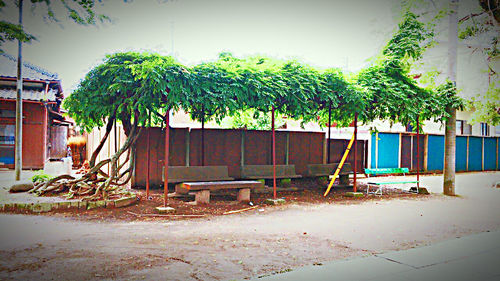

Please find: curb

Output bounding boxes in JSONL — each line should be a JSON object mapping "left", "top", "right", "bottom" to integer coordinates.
{"left": 0, "top": 194, "right": 138, "bottom": 213}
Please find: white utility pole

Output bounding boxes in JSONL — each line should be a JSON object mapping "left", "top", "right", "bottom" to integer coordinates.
{"left": 15, "top": 0, "right": 23, "bottom": 181}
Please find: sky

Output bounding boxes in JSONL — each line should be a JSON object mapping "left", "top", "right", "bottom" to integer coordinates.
{"left": 2, "top": 0, "right": 399, "bottom": 93}
{"left": 0, "top": 0, "right": 493, "bottom": 98}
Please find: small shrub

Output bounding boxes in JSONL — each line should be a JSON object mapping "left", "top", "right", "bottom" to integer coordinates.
{"left": 31, "top": 171, "right": 53, "bottom": 185}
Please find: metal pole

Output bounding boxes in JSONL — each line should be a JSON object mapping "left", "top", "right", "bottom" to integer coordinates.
{"left": 272, "top": 106, "right": 276, "bottom": 200}
{"left": 15, "top": 0, "right": 23, "bottom": 181}
{"left": 201, "top": 111, "right": 205, "bottom": 166}
{"left": 416, "top": 116, "right": 420, "bottom": 190}
{"left": 164, "top": 109, "right": 170, "bottom": 207}
{"left": 146, "top": 113, "right": 151, "bottom": 199}
{"left": 353, "top": 113, "right": 358, "bottom": 192}
{"left": 327, "top": 102, "right": 331, "bottom": 163}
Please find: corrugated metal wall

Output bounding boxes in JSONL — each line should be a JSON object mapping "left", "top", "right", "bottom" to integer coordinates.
{"left": 371, "top": 132, "right": 499, "bottom": 172}
{"left": 468, "top": 137, "right": 482, "bottom": 171}
{"left": 375, "top": 133, "right": 400, "bottom": 168}
{"left": 133, "top": 127, "right": 327, "bottom": 187}
{"left": 484, "top": 138, "right": 497, "bottom": 171}
{"left": 456, "top": 136, "right": 468, "bottom": 172}
{"left": 427, "top": 135, "right": 444, "bottom": 171}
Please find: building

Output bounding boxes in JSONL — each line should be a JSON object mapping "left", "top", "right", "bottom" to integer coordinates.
{"left": 0, "top": 53, "right": 70, "bottom": 169}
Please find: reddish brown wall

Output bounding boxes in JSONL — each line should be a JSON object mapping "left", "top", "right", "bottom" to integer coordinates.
{"left": 327, "top": 139, "right": 367, "bottom": 172}
{"left": 0, "top": 100, "right": 46, "bottom": 169}
{"left": 289, "top": 131, "right": 324, "bottom": 175}
{"left": 133, "top": 127, "right": 328, "bottom": 187}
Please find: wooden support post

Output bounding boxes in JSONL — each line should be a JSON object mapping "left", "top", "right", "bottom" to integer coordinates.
{"left": 164, "top": 109, "right": 170, "bottom": 207}
{"left": 398, "top": 133, "right": 402, "bottom": 168}
{"left": 482, "top": 137, "right": 485, "bottom": 171}
{"left": 272, "top": 106, "right": 277, "bottom": 200}
{"left": 375, "top": 132, "right": 379, "bottom": 169}
{"left": 353, "top": 113, "right": 358, "bottom": 192}
{"left": 466, "top": 136, "right": 469, "bottom": 171}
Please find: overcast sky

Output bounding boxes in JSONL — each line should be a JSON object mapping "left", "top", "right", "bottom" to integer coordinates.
{"left": 1, "top": 0, "right": 400, "bottom": 93}
{"left": 1, "top": 0, "right": 492, "bottom": 97}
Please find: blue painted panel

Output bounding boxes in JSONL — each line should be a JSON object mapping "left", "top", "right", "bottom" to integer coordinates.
{"left": 456, "top": 136, "right": 467, "bottom": 171}
{"left": 371, "top": 133, "right": 377, "bottom": 168}
{"left": 427, "top": 135, "right": 444, "bottom": 171}
{"left": 484, "top": 138, "right": 497, "bottom": 171}
{"left": 468, "top": 137, "right": 483, "bottom": 171}
{"left": 377, "top": 133, "right": 399, "bottom": 168}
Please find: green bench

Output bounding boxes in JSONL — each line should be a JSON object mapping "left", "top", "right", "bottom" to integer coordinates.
{"left": 364, "top": 168, "right": 418, "bottom": 195}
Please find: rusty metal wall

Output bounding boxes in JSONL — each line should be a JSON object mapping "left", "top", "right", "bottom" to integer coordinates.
{"left": 133, "top": 127, "right": 328, "bottom": 187}
{"left": 190, "top": 128, "right": 241, "bottom": 178}
{"left": 289, "top": 131, "right": 324, "bottom": 175}
{"left": 327, "top": 139, "right": 367, "bottom": 171}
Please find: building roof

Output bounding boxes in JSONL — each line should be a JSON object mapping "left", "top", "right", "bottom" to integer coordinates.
{"left": 0, "top": 88, "right": 58, "bottom": 102}
{"left": 0, "top": 53, "right": 59, "bottom": 81}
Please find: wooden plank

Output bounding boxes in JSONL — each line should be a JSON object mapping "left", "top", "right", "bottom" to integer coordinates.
{"left": 182, "top": 180, "right": 263, "bottom": 191}
{"left": 368, "top": 181, "right": 419, "bottom": 185}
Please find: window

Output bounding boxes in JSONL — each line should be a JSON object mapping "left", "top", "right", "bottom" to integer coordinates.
{"left": 480, "top": 123, "right": 490, "bottom": 136}
{"left": 456, "top": 120, "right": 471, "bottom": 135}
{"left": 0, "top": 109, "right": 15, "bottom": 118}
{"left": 495, "top": 125, "right": 500, "bottom": 135}
{"left": 0, "top": 124, "right": 14, "bottom": 165}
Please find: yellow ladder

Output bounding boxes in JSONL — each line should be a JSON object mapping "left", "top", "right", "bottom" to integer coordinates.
{"left": 323, "top": 132, "right": 355, "bottom": 197}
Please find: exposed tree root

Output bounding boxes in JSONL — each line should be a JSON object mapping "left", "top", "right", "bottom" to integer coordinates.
{"left": 28, "top": 122, "right": 142, "bottom": 201}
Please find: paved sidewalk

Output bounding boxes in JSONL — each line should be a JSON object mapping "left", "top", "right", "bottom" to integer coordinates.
{"left": 254, "top": 230, "right": 500, "bottom": 281}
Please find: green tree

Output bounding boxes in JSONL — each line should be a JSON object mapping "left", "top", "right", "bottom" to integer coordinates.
{"left": 32, "top": 52, "right": 191, "bottom": 199}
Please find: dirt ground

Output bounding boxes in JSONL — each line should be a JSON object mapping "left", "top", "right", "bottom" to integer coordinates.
{"left": 0, "top": 172, "right": 499, "bottom": 280}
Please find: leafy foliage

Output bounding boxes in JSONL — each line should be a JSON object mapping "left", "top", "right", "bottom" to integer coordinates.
{"left": 0, "top": 0, "right": 110, "bottom": 50}
{"left": 468, "top": 81, "right": 500, "bottom": 126}
{"left": 356, "top": 11, "right": 460, "bottom": 129}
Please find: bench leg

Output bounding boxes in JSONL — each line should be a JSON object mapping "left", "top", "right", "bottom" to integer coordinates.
{"left": 195, "top": 190, "right": 210, "bottom": 204}
{"left": 237, "top": 188, "right": 251, "bottom": 202}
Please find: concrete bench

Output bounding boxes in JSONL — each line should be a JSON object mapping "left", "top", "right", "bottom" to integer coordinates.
{"left": 304, "top": 163, "right": 352, "bottom": 186}
{"left": 305, "top": 163, "right": 352, "bottom": 177}
{"left": 239, "top": 165, "right": 301, "bottom": 180}
{"left": 175, "top": 181, "right": 263, "bottom": 204}
{"left": 162, "top": 166, "right": 234, "bottom": 183}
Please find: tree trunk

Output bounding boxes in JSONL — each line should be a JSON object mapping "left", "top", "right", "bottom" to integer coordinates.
{"left": 444, "top": 0, "right": 458, "bottom": 196}
{"left": 89, "top": 114, "right": 116, "bottom": 167}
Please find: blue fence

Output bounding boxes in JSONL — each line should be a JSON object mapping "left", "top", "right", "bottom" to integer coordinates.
{"left": 371, "top": 132, "right": 499, "bottom": 172}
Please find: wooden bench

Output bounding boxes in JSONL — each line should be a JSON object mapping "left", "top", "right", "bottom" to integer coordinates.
{"left": 175, "top": 181, "right": 263, "bottom": 204}
{"left": 162, "top": 166, "right": 234, "bottom": 183}
{"left": 364, "top": 168, "right": 418, "bottom": 195}
{"left": 240, "top": 165, "right": 301, "bottom": 180}
{"left": 306, "top": 163, "right": 352, "bottom": 186}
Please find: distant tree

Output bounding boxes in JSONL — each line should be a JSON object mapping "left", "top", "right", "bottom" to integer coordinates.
{"left": 0, "top": 0, "right": 110, "bottom": 49}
